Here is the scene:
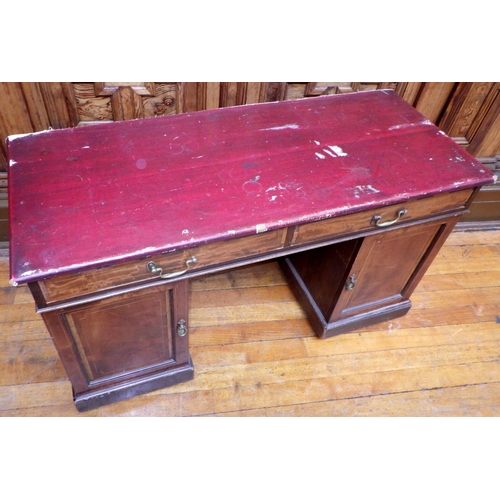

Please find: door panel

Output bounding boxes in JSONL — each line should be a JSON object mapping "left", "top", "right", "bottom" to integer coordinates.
{"left": 333, "top": 222, "right": 443, "bottom": 319}
{"left": 64, "top": 289, "right": 175, "bottom": 382}
{"left": 43, "top": 280, "right": 189, "bottom": 391}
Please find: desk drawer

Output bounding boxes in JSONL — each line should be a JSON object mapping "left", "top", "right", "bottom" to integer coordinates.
{"left": 39, "top": 228, "right": 287, "bottom": 304}
{"left": 291, "top": 188, "right": 473, "bottom": 246}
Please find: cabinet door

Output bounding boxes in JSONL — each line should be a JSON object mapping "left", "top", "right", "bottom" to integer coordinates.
{"left": 328, "top": 220, "right": 447, "bottom": 321}
{"left": 42, "top": 279, "right": 193, "bottom": 410}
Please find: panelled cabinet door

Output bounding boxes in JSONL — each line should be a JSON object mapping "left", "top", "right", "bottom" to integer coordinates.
{"left": 329, "top": 219, "right": 448, "bottom": 321}
{"left": 41, "top": 279, "right": 193, "bottom": 411}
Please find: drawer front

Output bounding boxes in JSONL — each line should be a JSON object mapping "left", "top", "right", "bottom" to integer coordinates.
{"left": 40, "top": 228, "right": 287, "bottom": 304}
{"left": 291, "top": 188, "right": 473, "bottom": 247}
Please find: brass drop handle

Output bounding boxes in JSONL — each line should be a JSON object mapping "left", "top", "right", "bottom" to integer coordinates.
{"left": 146, "top": 256, "right": 197, "bottom": 279}
{"left": 371, "top": 208, "right": 407, "bottom": 227}
{"left": 345, "top": 274, "right": 356, "bottom": 291}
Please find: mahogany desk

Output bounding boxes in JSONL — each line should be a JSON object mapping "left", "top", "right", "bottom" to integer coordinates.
{"left": 7, "top": 90, "right": 495, "bottom": 411}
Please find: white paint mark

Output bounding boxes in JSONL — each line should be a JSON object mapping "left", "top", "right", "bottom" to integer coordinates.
{"left": 20, "top": 269, "right": 41, "bottom": 278}
{"left": 328, "top": 145, "right": 347, "bottom": 156}
{"left": 82, "top": 145, "right": 90, "bottom": 149}
{"left": 270, "top": 195, "right": 277, "bottom": 201}
{"left": 260, "top": 123, "right": 300, "bottom": 131}
{"left": 9, "top": 159, "right": 17, "bottom": 166}
{"left": 182, "top": 229, "right": 189, "bottom": 235}
{"left": 194, "top": 155, "right": 204, "bottom": 159}
{"left": 314, "top": 140, "right": 321, "bottom": 145}
{"left": 354, "top": 184, "right": 381, "bottom": 195}
{"left": 7, "top": 129, "right": 54, "bottom": 141}
{"left": 266, "top": 186, "right": 277, "bottom": 192}
{"left": 228, "top": 230, "right": 236, "bottom": 235}
{"left": 136, "top": 159, "right": 147, "bottom": 169}
{"left": 256, "top": 223, "right": 267, "bottom": 233}
{"left": 315, "top": 152, "right": 326, "bottom": 160}
{"left": 388, "top": 120, "right": 432, "bottom": 131}
{"left": 323, "top": 148, "right": 337, "bottom": 158}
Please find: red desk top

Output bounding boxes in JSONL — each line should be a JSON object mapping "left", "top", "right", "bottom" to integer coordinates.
{"left": 7, "top": 90, "right": 495, "bottom": 285}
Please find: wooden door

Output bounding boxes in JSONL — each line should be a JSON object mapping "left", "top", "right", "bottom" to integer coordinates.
{"left": 41, "top": 279, "right": 193, "bottom": 410}
{"left": 329, "top": 221, "right": 447, "bottom": 321}
{"left": 283, "top": 216, "right": 459, "bottom": 338}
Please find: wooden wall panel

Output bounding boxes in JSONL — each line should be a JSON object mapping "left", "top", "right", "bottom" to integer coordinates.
{"left": 74, "top": 83, "right": 178, "bottom": 123}
{"left": 1, "top": 81, "right": 499, "bottom": 245}
{"left": 467, "top": 85, "right": 500, "bottom": 157}
{"left": 0, "top": 83, "right": 35, "bottom": 170}
{"left": 0, "top": 83, "right": 79, "bottom": 171}
{"left": 413, "top": 82, "right": 457, "bottom": 123}
{"left": 38, "top": 83, "right": 79, "bottom": 129}
{"left": 438, "top": 82, "right": 495, "bottom": 147}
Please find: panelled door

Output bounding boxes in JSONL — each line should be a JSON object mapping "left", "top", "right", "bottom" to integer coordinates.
{"left": 41, "top": 279, "right": 190, "bottom": 400}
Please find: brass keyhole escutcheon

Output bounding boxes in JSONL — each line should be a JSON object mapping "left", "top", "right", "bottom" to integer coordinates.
{"left": 345, "top": 274, "right": 356, "bottom": 291}
{"left": 177, "top": 319, "right": 188, "bottom": 337}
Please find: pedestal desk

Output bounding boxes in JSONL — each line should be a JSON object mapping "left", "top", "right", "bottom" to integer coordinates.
{"left": 7, "top": 90, "right": 495, "bottom": 411}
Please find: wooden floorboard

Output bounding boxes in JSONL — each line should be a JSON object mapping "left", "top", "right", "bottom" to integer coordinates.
{"left": 1, "top": 229, "right": 499, "bottom": 417}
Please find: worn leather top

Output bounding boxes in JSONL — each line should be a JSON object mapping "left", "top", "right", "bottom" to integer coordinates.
{"left": 7, "top": 89, "right": 494, "bottom": 284}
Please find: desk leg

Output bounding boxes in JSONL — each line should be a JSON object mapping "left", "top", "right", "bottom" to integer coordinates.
{"left": 40, "top": 279, "right": 193, "bottom": 411}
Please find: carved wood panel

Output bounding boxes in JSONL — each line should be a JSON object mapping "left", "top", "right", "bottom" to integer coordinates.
{"left": 1, "top": 81, "right": 499, "bottom": 246}
{"left": 74, "top": 83, "right": 178, "bottom": 123}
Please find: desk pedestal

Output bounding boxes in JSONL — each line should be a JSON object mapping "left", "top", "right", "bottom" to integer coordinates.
{"left": 280, "top": 216, "right": 458, "bottom": 338}
{"left": 39, "top": 279, "right": 193, "bottom": 412}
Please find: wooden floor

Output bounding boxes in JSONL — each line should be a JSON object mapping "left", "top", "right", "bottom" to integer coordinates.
{"left": 1, "top": 229, "right": 500, "bottom": 417}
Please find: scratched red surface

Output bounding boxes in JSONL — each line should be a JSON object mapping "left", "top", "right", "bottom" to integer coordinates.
{"left": 7, "top": 90, "right": 495, "bottom": 284}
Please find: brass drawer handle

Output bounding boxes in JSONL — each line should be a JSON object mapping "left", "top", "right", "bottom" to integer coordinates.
{"left": 146, "top": 256, "right": 197, "bottom": 279}
{"left": 371, "top": 208, "right": 407, "bottom": 227}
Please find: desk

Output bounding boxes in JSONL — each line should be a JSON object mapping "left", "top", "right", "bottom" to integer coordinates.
{"left": 7, "top": 90, "right": 494, "bottom": 411}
